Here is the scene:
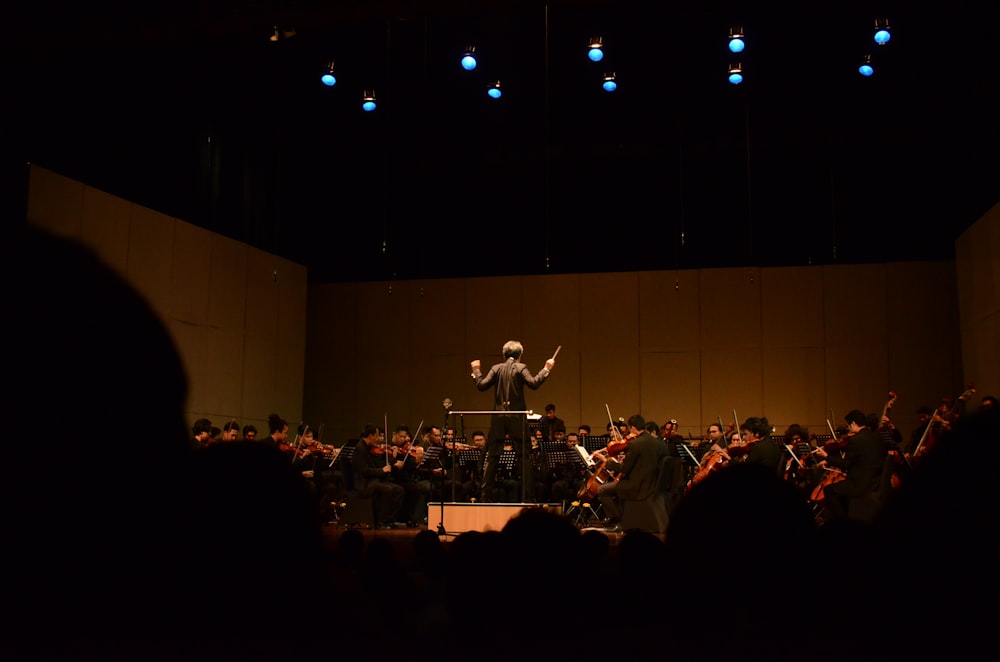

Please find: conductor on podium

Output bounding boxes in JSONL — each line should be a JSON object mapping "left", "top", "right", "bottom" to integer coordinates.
{"left": 471, "top": 340, "right": 556, "bottom": 501}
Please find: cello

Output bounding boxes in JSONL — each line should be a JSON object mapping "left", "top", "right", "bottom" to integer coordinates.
{"left": 577, "top": 406, "right": 633, "bottom": 501}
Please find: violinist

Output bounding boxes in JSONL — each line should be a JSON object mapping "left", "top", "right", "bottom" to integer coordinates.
{"left": 260, "top": 413, "right": 288, "bottom": 452}
{"left": 592, "top": 414, "right": 670, "bottom": 533}
{"left": 241, "top": 424, "right": 257, "bottom": 441}
{"left": 391, "top": 425, "right": 431, "bottom": 526}
{"left": 813, "top": 409, "right": 887, "bottom": 521}
{"left": 220, "top": 420, "right": 241, "bottom": 443}
{"left": 352, "top": 424, "right": 404, "bottom": 529}
{"left": 737, "top": 417, "right": 784, "bottom": 477}
{"left": 660, "top": 418, "right": 683, "bottom": 457}
{"left": 191, "top": 418, "right": 213, "bottom": 449}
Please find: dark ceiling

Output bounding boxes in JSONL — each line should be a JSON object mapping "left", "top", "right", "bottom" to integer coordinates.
{"left": 8, "top": 1, "right": 999, "bottom": 283}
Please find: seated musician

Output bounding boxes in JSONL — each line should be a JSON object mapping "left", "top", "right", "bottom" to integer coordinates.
{"left": 739, "top": 416, "right": 784, "bottom": 477}
{"left": 592, "top": 414, "right": 671, "bottom": 533}
{"left": 550, "top": 431, "right": 587, "bottom": 504}
{"left": 390, "top": 425, "right": 431, "bottom": 526}
{"left": 352, "top": 424, "right": 405, "bottom": 529}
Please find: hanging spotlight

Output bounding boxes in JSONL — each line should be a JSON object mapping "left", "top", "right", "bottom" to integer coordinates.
{"left": 487, "top": 80, "right": 502, "bottom": 99}
{"left": 728, "top": 27, "right": 745, "bottom": 53}
{"left": 858, "top": 54, "right": 874, "bottom": 77}
{"left": 728, "top": 63, "right": 744, "bottom": 85}
{"left": 602, "top": 72, "right": 617, "bottom": 92}
{"left": 461, "top": 46, "right": 478, "bottom": 71}
{"left": 588, "top": 36, "right": 604, "bottom": 62}
{"left": 320, "top": 61, "right": 337, "bottom": 87}
{"left": 362, "top": 90, "right": 376, "bottom": 112}
{"left": 874, "top": 19, "right": 891, "bottom": 45}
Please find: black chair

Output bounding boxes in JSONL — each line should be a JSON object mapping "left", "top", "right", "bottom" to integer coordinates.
{"left": 620, "top": 455, "right": 678, "bottom": 534}
{"left": 338, "top": 445, "right": 375, "bottom": 528}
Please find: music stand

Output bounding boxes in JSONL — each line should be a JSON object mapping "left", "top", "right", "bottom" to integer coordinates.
{"left": 457, "top": 447, "right": 483, "bottom": 491}
{"left": 585, "top": 435, "right": 609, "bottom": 453}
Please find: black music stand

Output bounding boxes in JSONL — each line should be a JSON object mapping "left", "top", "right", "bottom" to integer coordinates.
{"left": 457, "top": 447, "right": 483, "bottom": 499}
{"left": 495, "top": 449, "right": 520, "bottom": 502}
{"left": 447, "top": 437, "right": 467, "bottom": 502}
{"left": 585, "top": 435, "right": 609, "bottom": 453}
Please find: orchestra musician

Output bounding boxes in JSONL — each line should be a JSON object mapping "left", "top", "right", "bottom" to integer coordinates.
{"left": 592, "top": 414, "right": 670, "bottom": 533}
{"left": 352, "top": 424, "right": 405, "bottom": 529}
{"left": 813, "top": 409, "right": 888, "bottom": 521}
{"left": 737, "top": 417, "right": 783, "bottom": 477}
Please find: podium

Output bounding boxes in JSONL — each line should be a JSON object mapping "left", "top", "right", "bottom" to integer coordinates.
{"left": 426, "top": 502, "right": 561, "bottom": 535}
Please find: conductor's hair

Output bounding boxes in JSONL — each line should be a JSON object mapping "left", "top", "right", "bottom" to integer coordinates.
{"left": 502, "top": 340, "right": 523, "bottom": 359}
{"left": 627, "top": 414, "right": 646, "bottom": 430}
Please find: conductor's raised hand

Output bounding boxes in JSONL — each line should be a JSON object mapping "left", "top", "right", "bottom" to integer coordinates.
{"left": 471, "top": 359, "right": 481, "bottom": 371}
{"left": 545, "top": 357, "right": 555, "bottom": 371}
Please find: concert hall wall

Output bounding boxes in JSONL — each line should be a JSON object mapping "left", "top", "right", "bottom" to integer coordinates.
{"left": 26, "top": 165, "right": 307, "bottom": 437}
{"left": 25, "top": 165, "right": 997, "bottom": 444}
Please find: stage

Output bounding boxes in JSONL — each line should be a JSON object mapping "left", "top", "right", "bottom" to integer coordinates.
{"left": 426, "top": 502, "right": 564, "bottom": 536}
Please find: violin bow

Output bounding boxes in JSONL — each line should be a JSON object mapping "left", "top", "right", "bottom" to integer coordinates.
{"left": 605, "top": 404, "right": 624, "bottom": 443}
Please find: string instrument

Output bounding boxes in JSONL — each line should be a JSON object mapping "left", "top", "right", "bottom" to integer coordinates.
{"left": 809, "top": 467, "right": 846, "bottom": 504}
{"left": 914, "top": 383, "right": 976, "bottom": 458}
{"left": 577, "top": 406, "right": 631, "bottom": 500}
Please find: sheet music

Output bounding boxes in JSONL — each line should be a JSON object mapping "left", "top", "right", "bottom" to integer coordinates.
{"left": 574, "top": 444, "right": 595, "bottom": 468}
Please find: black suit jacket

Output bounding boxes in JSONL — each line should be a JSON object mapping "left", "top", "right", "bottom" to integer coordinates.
{"left": 825, "top": 428, "right": 887, "bottom": 496}
{"left": 607, "top": 432, "right": 670, "bottom": 501}
{"left": 473, "top": 357, "right": 550, "bottom": 443}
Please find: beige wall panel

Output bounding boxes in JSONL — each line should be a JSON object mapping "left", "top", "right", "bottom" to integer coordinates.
{"left": 81, "top": 185, "right": 130, "bottom": 277}
{"left": 170, "top": 221, "right": 213, "bottom": 325}
{"left": 824, "top": 344, "right": 890, "bottom": 423}
{"left": 304, "top": 284, "right": 358, "bottom": 444}
{"left": 208, "top": 235, "right": 249, "bottom": 332}
{"left": 579, "top": 272, "right": 639, "bottom": 354}
{"left": 580, "top": 349, "right": 639, "bottom": 433}
{"left": 242, "top": 334, "right": 278, "bottom": 419}
{"left": 26, "top": 166, "right": 83, "bottom": 239}
{"left": 274, "top": 334, "right": 305, "bottom": 425}
{"left": 956, "top": 204, "right": 999, "bottom": 326}
{"left": 886, "top": 261, "right": 961, "bottom": 406}
{"left": 126, "top": 205, "right": 175, "bottom": 322}
{"left": 410, "top": 278, "right": 465, "bottom": 361}
{"left": 168, "top": 319, "right": 205, "bottom": 410}
{"left": 639, "top": 270, "right": 700, "bottom": 351}
{"left": 700, "top": 348, "right": 764, "bottom": 428}
{"left": 277, "top": 256, "right": 307, "bottom": 332}
{"left": 352, "top": 352, "right": 404, "bottom": 430}
{"left": 465, "top": 276, "right": 524, "bottom": 357}
{"left": 822, "top": 264, "right": 888, "bottom": 348}
{"left": 761, "top": 346, "right": 827, "bottom": 432}
{"left": 197, "top": 326, "right": 245, "bottom": 417}
{"left": 761, "top": 267, "right": 825, "bottom": 348}
{"left": 962, "top": 314, "right": 999, "bottom": 403}
{"left": 523, "top": 273, "right": 580, "bottom": 426}
{"left": 355, "top": 280, "right": 408, "bottom": 356}
{"left": 580, "top": 272, "right": 639, "bottom": 427}
{"left": 245, "top": 246, "right": 281, "bottom": 340}
{"left": 699, "top": 267, "right": 761, "bottom": 349}
{"left": 639, "top": 350, "right": 701, "bottom": 437}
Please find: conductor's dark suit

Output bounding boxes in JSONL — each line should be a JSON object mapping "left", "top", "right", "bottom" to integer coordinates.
{"left": 472, "top": 357, "right": 550, "bottom": 500}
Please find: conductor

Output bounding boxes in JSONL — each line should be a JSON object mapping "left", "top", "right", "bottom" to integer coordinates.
{"left": 471, "top": 340, "right": 556, "bottom": 501}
